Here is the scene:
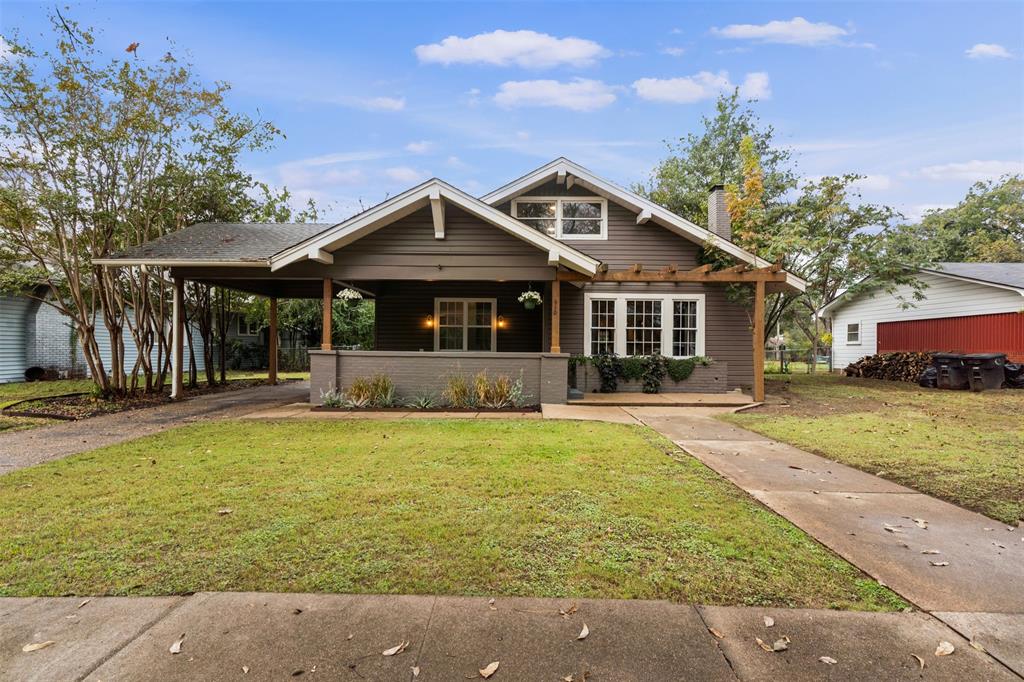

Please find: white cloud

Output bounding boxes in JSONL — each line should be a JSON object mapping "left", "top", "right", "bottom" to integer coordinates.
{"left": 739, "top": 72, "right": 771, "bottom": 99}
{"left": 965, "top": 43, "right": 1013, "bottom": 59}
{"left": 446, "top": 155, "right": 467, "bottom": 169}
{"left": 661, "top": 47, "right": 686, "bottom": 57}
{"left": 516, "top": 131, "right": 531, "bottom": 140}
{"left": 415, "top": 30, "right": 609, "bottom": 68}
{"left": 903, "top": 203, "right": 955, "bottom": 223}
{"left": 351, "top": 96, "right": 406, "bottom": 112}
{"left": 712, "top": 17, "right": 849, "bottom": 46}
{"left": 632, "top": 71, "right": 771, "bottom": 103}
{"left": 918, "top": 159, "right": 1024, "bottom": 182}
{"left": 405, "top": 141, "right": 433, "bottom": 154}
{"left": 385, "top": 166, "right": 427, "bottom": 184}
{"left": 494, "top": 78, "right": 617, "bottom": 111}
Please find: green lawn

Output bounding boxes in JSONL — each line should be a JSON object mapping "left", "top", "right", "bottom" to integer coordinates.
{"left": 0, "top": 419, "right": 902, "bottom": 610}
{"left": 724, "top": 373, "right": 1024, "bottom": 525}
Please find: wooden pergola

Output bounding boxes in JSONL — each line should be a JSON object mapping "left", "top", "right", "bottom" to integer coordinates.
{"left": 552, "top": 262, "right": 794, "bottom": 403}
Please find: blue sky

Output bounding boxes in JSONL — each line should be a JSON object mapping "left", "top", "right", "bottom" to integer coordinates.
{"left": 4, "top": 1, "right": 1023, "bottom": 223}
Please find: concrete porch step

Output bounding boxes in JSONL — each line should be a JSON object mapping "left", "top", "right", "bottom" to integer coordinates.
{"left": 568, "top": 391, "right": 754, "bottom": 407}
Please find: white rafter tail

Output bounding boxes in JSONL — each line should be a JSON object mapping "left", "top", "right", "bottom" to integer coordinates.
{"left": 556, "top": 169, "right": 567, "bottom": 185}
{"left": 429, "top": 187, "right": 445, "bottom": 239}
{"left": 566, "top": 174, "right": 575, "bottom": 189}
{"left": 547, "top": 249, "right": 561, "bottom": 267}
{"left": 636, "top": 208, "right": 652, "bottom": 225}
{"left": 308, "top": 247, "right": 334, "bottom": 264}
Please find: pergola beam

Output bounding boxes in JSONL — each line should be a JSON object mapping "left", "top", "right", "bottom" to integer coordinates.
{"left": 555, "top": 265, "right": 789, "bottom": 283}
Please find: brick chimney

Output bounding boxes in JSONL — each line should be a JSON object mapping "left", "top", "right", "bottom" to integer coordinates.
{"left": 707, "top": 185, "right": 731, "bottom": 241}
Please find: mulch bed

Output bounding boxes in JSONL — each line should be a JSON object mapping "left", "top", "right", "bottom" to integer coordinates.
{"left": 2, "top": 379, "right": 289, "bottom": 421}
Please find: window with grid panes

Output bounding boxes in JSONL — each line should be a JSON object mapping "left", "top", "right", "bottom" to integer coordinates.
{"left": 625, "top": 299, "right": 661, "bottom": 356}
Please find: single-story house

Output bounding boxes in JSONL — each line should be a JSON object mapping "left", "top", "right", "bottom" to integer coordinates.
{"left": 819, "top": 262, "right": 1024, "bottom": 367}
{"left": 95, "top": 158, "right": 806, "bottom": 404}
{"left": 0, "top": 290, "right": 205, "bottom": 384}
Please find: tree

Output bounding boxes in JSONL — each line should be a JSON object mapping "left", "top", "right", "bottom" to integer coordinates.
{"left": 637, "top": 90, "right": 797, "bottom": 226}
{"left": 894, "top": 176, "right": 1023, "bottom": 263}
{"left": 0, "top": 13, "right": 285, "bottom": 394}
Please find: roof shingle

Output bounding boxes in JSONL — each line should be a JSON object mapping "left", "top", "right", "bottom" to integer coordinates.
{"left": 931, "top": 262, "right": 1024, "bottom": 290}
{"left": 106, "top": 223, "right": 332, "bottom": 262}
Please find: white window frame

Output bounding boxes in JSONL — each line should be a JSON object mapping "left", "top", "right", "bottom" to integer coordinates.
{"left": 846, "top": 322, "right": 861, "bottom": 345}
{"left": 237, "top": 315, "right": 259, "bottom": 336}
{"left": 433, "top": 298, "right": 498, "bottom": 352}
{"left": 584, "top": 292, "right": 706, "bottom": 358}
{"left": 511, "top": 197, "right": 608, "bottom": 240}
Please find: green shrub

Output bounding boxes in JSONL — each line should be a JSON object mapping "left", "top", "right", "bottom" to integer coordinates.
{"left": 641, "top": 354, "right": 668, "bottom": 394}
{"left": 367, "top": 374, "right": 396, "bottom": 407}
{"left": 620, "top": 356, "right": 646, "bottom": 381}
{"left": 404, "top": 393, "right": 438, "bottom": 409}
{"left": 320, "top": 388, "right": 345, "bottom": 408}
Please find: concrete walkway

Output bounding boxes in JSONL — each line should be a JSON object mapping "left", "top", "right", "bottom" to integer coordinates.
{"left": 0, "top": 382, "right": 309, "bottom": 474}
{"left": 2, "top": 593, "right": 1018, "bottom": 681}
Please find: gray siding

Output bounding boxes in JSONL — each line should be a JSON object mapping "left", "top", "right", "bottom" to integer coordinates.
{"left": 0, "top": 295, "right": 31, "bottom": 383}
{"left": 374, "top": 281, "right": 543, "bottom": 353}
{"left": 495, "top": 183, "right": 753, "bottom": 389}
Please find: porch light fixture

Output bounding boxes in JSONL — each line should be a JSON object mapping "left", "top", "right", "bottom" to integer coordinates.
{"left": 425, "top": 314, "right": 434, "bottom": 328}
{"left": 497, "top": 315, "right": 506, "bottom": 328}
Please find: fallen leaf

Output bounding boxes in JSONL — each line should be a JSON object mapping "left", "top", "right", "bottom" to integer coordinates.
{"left": 488, "top": 598, "right": 496, "bottom": 611}
{"left": 291, "top": 670, "right": 304, "bottom": 677}
{"left": 479, "top": 660, "right": 500, "bottom": 678}
{"left": 772, "top": 637, "right": 790, "bottom": 652}
{"left": 755, "top": 638, "right": 773, "bottom": 653}
{"left": 883, "top": 524, "right": 904, "bottom": 534}
{"left": 22, "top": 641, "right": 55, "bottom": 653}
{"left": 559, "top": 603, "right": 578, "bottom": 618}
{"left": 347, "top": 633, "right": 353, "bottom": 640}
{"left": 383, "top": 641, "right": 408, "bottom": 656}
{"left": 77, "top": 599, "right": 91, "bottom": 609}
{"left": 969, "top": 640, "right": 987, "bottom": 653}
{"left": 763, "top": 616, "right": 775, "bottom": 628}
{"left": 169, "top": 634, "right": 185, "bottom": 655}
{"left": 921, "top": 549, "right": 941, "bottom": 555}
{"left": 242, "top": 666, "right": 250, "bottom": 674}
{"left": 562, "top": 676, "right": 574, "bottom": 682}
{"left": 930, "top": 561, "right": 949, "bottom": 567}
{"left": 913, "top": 518, "right": 928, "bottom": 529}
{"left": 935, "top": 641, "right": 954, "bottom": 656}
{"left": 819, "top": 656, "right": 837, "bottom": 665}
{"left": 912, "top": 654, "right": 925, "bottom": 669}
{"left": 293, "top": 608, "right": 303, "bottom": 615}
{"left": 708, "top": 627, "right": 724, "bottom": 639}
{"left": 218, "top": 508, "right": 233, "bottom": 515}
{"left": 412, "top": 666, "right": 420, "bottom": 677}
{"left": 577, "top": 623, "right": 590, "bottom": 640}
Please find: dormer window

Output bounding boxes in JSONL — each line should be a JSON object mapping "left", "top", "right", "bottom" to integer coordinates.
{"left": 512, "top": 197, "right": 607, "bottom": 240}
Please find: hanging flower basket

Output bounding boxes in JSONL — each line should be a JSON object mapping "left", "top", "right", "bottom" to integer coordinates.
{"left": 518, "top": 290, "right": 542, "bottom": 310}
{"left": 337, "top": 288, "right": 363, "bottom": 306}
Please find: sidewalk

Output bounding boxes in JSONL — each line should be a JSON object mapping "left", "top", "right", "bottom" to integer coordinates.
{"left": 2, "top": 593, "right": 1017, "bottom": 681}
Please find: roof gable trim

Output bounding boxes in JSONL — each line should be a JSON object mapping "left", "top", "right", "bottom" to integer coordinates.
{"left": 269, "top": 178, "right": 600, "bottom": 275}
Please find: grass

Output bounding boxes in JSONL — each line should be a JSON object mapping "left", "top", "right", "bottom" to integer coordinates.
{"left": 0, "top": 419, "right": 903, "bottom": 610}
{"left": 0, "top": 370, "right": 308, "bottom": 432}
{"left": 723, "top": 373, "right": 1024, "bottom": 525}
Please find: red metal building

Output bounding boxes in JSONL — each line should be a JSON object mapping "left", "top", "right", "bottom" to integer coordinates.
{"left": 878, "top": 312, "right": 1024, "bottom": 362}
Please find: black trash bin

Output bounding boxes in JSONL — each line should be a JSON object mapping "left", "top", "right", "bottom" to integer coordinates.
{"left": 963, "top": 353, "right": 1007, "bottom": 392}
{"left": 933, "top": 353, "right": 969, "bottom": 390}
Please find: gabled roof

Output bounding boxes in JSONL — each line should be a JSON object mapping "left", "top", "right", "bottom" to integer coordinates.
{"left": 481, "top": 157, "right": 807, "bottom": 293}
{"left": 95, "top": 223, "right": 331, "bottom": 267}
{"left": 817, "top": 262, "right": 1024, "bottom": 317}
{"left": 927, "top": 262, "right": 1024, "bottom": 290}
{"left": 270, "top": 177, "right": 600, "bottom": 275}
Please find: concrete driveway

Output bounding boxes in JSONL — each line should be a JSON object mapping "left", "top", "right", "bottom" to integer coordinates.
{"left": 0, "top": 382, "right": 309, "bottom": 474}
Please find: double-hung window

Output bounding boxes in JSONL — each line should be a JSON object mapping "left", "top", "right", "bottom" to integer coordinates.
{"left": 585, "top": 293, "right": 705, "bottom": 358}
{"left": 237, "top": 315, "right": 259, "bottom": 336}
{"left": 435, "top": 298, "right": 496, "bottom": 352}
{"left": 846, "top": 323, "right": 861, "bottom": 345}
{"left": 512, "top": 197, "right": 607, "bottom": 240}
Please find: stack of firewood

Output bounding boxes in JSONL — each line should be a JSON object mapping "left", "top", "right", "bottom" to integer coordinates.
{"left": 843, "top": 352, "right": 935, "bottom": 382}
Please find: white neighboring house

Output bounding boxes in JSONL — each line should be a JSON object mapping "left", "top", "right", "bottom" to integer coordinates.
{"left": 819, "top": 263, "right": 1024, "bottom": 369}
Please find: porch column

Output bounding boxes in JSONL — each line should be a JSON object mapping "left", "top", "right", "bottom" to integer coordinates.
{"left": 752, "top": 279, "right": 766, "bottom": 402}
{"left": 550, "top": 279, "right": 561, "bottom": 353}
{"left": 171, "top": 276, "right": 184, "bottom": 400}
{"left": 268, "top": 296, "right": 278, "bottom": 385}
{"left": 321, "top": 278, "right": 333, "bottom": 351}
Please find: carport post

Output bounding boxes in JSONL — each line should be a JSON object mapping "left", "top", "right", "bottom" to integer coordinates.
{"left": 171, "top": 276, "right": 185, "bottom": 400}
{"left": 268, "top": 296, "right": 279, "bottom": 385}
